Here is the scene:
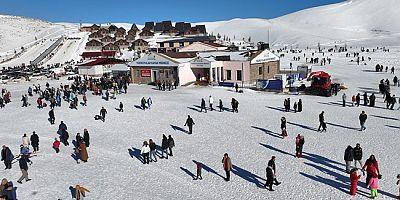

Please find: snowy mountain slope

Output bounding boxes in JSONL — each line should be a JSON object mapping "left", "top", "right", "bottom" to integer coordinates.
{"left": 0, "top": 15, "right": 65, "bottom": 53}
{"left": 202, "top": 0, "right": 400, "bottom": 47}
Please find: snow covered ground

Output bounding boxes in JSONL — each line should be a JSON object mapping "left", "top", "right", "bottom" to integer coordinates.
{"left": 202, "top": 0, "right": 400, "bottom": 47}
{"left": 0, "top": 46, "right": 399, "bottom": 199}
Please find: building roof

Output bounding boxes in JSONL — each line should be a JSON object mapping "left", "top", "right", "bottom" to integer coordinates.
{"left": 81, "top": 51, "right": 116, "bottom": 58}
{"left": 110, "top": 63, "right": 130, "bottom": 72}
{"left": 77, "top": 58, "right": 125, "bottom": 67}
{"left": 157, "top": 36, "right": 216, "bottom": 44}
{"left": 161, "top": 52, "right": 197, "bottom": 59}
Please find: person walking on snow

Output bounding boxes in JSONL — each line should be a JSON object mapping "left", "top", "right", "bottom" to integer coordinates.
{"left": 30, "top": 131, "right": 39, "bottom": 153}
{"left": 17, "top": 155, "right": 31, "bottom": 184}
{"left": 295, "top": 134, "right": 305, "bottom": 158}
{"left": 141, "top": 141, "right": 150, "bottom": 164}
{"left": 353, "top": 143, "right": 363, "bottom": 168}
{"left": 48, "top": 109, "right": 55, "bottom": 125}
{"left": 161, "top": 135, "right": 169, "bottom": 159}
{"left": 147, "top": 97, "right": 152, "bottom": 109}
{"left": 219, "top": 99, "right": 223, "bottom": 112}
{"left": 141, "top": 97, "right": 146, "bottom": 110}
{"left": 359, "top": 111, "right": 367, "bottom": 131}
{"left": 200, "top": 98, "right": 207, "bottom": 113}
{"left": 342, "top": 93, "right": 347, "bottom": 107}
{"left": 195, "top": 162, "right": 203, "bottom": 180}
{"left": 362, "top": 155, "right": 380, "bottom": 187}
{"left": 356, "top": 93, "right": 361, "bottom": 107}
{"left": 79, "top": 142, "right": 88, "bottom": 162}
{"left": 267, "top": 156, "right": 281, "bottom": 185}
{"left": 22, "top": 134, "right": 30, "bottom": 147}
{"left": 209, "top": 95, "right": 214, "bottom": 111}
{"left": 100, "top": 107, "right": 107, "bottom": 122}
{"left": 222, "top": 153, "right": 232, "bottom": 181}
{"left": 1, "top": 145, "right": 14, "bottom": 169}
{"left": 350, "top": 168, "right": 361, "bottom": 196}
{"left": 119, "top": 102, "right": 124, "bottom": 112}
{"left": 184, "top": 115, "right": 195, "bottom": 134}
{"left": 75, "top": 185, "right": 90, "bottom": 200}
{"left": 265, "top": 164, "right": 275, "bottom": 191}
{"left": 318, "top": 111, "right": 326, "bottom": 132}
{"left": 351, "top": 95, "right": 356, "bottom": 106}
{"left": 297, "top": 99, "right": 302, "bottom": 112}
{"left": 53, "top": 138, "right": 60, "bottom": 153}
{"left": 149, "top": 139, "right": 157, "bottom": 162}
{"left": 368, "top": 174, "right": 379, "bottom": 198}
{"left": 83, "top": 129, "right": 90, "bottom": 148}
{"left": 344, "top": 145, "right": 354, "bottom": 173}
{"left": 280, "top": 117, "right": 287, "bottom": 139}
{"left": 168, "top": 135, "right": 175, "bottom": 156}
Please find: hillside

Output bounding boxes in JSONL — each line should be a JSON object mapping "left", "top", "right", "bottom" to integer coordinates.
{"left": 0, "top": 15, "right": 65, "bottom": 52}
{"left": 202, "top": 0, "right": 400, "bottom": 47}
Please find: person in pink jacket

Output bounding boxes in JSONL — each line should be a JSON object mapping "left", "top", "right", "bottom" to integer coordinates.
{"left": 367, "top": 174, "right": 379, "bottom": 199}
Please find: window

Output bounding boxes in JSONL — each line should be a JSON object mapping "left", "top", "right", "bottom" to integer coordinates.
{"left": 226, "top": 70, "right": 232, "bottom": 80}
{"left": 166, "top": 70, "right": 169, "bottom": 78}
{"left": 267, "top": 66, "right": 270, "bottom": 74}
{"left": 169, "top": 42, "right": 174, "bottom": 48}
{"left": 259, "top": 67, "right": 262, "bottom": 75}
{"left": 160, "top": 43, "right": 164, "bottom": 48}
{"left": 179, "top": 42, "right": 184, "bottom": 47}
{"left": 236, "top": 70, "right": 242, "bottom": 81}
{"left": 136, "top": 70, "right": 140, "bottom": 77}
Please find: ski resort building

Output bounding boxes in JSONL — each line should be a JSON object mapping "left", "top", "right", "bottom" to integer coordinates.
{"left": 128, "top": 52, "right": 179, "bottom": 84}
{"left": 77, "top": 58, "right": 125, "bottom": 76}
{"left": 249, "top": 49, "right": 280, "bottom": 81}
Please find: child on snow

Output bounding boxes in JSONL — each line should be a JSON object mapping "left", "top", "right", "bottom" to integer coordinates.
{"left": 349, "top": 168, "right": 361, "bottom": 196}
{"left": 53, "top": 138, "right": 60, "bottom": 153}
{"left": 367, "top": 174, "right": 379, "bottom": 199}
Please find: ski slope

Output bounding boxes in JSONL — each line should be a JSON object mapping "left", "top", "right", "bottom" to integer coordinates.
{"left": 0, "top": 38, "right": 57, "bottom": 68}
{"left": 202, "top": 0, "right": 400, "bottom": 47}
{"left": 44, "top": 32, "right": 89, "bottom": 66}
{"left": 0, "top": 46, "right": 399, "bottom": 199}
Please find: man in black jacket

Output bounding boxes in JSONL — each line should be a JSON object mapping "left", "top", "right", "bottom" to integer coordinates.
{"left": 184, "top": 115, "right": 195, "bottom": 134}
{"left": 344, "top": 145, "right": 354, "bottom": 173}
{"left": 359, "top": 111, "right": 367, "bottom": 131}
{"left": 200, "top": 98, "right": 207, "bottom": 113}
{"left": 317, "top": 111, "right": 326, "bottom": 132}
{"left": 353, "top": 143, "right": 363, "bottom": 168}
{"left": 48, "top": 109, "right": 55, "bottom": 124}
{"left": 17, "top": 155, "right": 31, "bottom": 183}
{"left": 100, "top": 107, "right": 107, "bottom": 122}
{"left": 265, "top": 165, "right": 274, "bottom": 191}
{"left": 1, "top": 145, "right": 13, "bottom": 169}
{"left": 30, "top": 131, "right": 39, "bottom": 152}
{"left": 267, "top": 156, "right": 281, "bottom": 186}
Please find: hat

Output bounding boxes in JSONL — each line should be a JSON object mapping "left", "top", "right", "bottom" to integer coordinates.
{"left": 1, "top": 178, "right": 8, "bottom": 185}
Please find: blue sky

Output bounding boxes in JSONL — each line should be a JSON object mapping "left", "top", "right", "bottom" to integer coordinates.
{"left": 0, "top": 0, "right": 344, "bottom": 23}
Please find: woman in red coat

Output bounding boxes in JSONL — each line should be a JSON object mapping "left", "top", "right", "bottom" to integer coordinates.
{"left": 362, "top": 155, "right": 380, "bottom": 185}
{"left": 350, "top": 168, "right": 361, "bottom": 195}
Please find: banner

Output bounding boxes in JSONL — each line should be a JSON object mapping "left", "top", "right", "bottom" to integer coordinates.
{"left": 141, "top": 69, "right": 151, "bottom": 77}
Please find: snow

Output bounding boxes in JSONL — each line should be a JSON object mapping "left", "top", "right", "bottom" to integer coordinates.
{"left": 201, "top": 0, "right": 400, "bottom": 47}
{"left": 0, "top": 46, "right": 399, "bottom": 199}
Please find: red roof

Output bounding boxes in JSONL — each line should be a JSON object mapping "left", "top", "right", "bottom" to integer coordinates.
{"left": 81, "top": 51, "right": 116, "bottom": 58}
{"left": 77, "top": 58, "right": 125, "bottom": 67}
